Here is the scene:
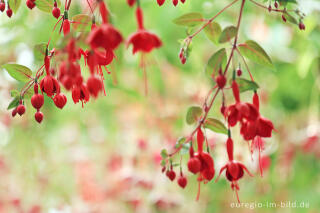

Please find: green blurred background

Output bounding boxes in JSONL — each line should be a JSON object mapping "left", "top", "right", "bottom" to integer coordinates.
{"left": 0, "top": 0, "right": 319, "bottom": 212}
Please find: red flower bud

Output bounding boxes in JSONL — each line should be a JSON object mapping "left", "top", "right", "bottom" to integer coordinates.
{"left": 52, "top": 6, "right": 61, "bottom": 19}
{"left": 87, "top": 76, "right": 103, "bottom": 98}
{"left": 177, "top": 176, "right": 187, "bottom": 188}
{"left": 127, "top": 0, "right": 136, "bottom": 7}
{"left": 268, "top": 5, "right": 272, "bottom": 12}
{"left": 237, "top": 69, "right": 242, "bottom": 76}
{"left": 172, "top": 0, "right": 178, "bottom": 6}
{"left": 216, "top": 74, "right": 226, "bottom": 89}
{"left": 166, "top": 170, "right": 176, "bottom": 181}
{"left": 299, "top": 22, "right": 305, "bottom": 31}
{"left": 157, "top": 0, "right": 165, "bottom": 6}
{"left": 12, "top": 108, "right": 17, "bottom": 117}
{"left": 0, "top": 2, "right": 5, "bottom": 12}
{"left": 53, "top": 93, "right": 67, "bottom": 109}
{"left": 26, "top": 0, "right": 36, "bottom": 10}
{"left": 6, "top": 8, "right": 12, "bottom": 18}
{"left": 31, "top": 94, "right": 44, "bottom": 109}
{"left": 17, "top": 104, "right": 26, "bottom": 116}
{"left": 282, "top": 14, "right": 287, "bottom": 22}
{"left": 35, "top": 111, "right": 43, "bottom": 123}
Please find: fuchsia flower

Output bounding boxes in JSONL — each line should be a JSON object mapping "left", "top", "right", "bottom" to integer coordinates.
{"left": 40, "top": 75, "right": 60, "bottom": 97}
{"left": 53, "top": 93, "right": 67, "bottom": 109}
{"left": 87, "top": 24, "right": 123, "bottom": 51}
{"left": 216, "top": 136, "right": 253, "bottom": 203}
{"left": 87, "top": 76, "right": 103, "bottom": 98}
{"left": 127, "top": 7, "right": 162, "bottom": 54}
{"left": 225, "top": 80, "right": 259, "bottom": 127}
{"left": 187, "top": 128, "right": 215, "bottom": 200}
{"left": 72, "top": 84, "right": 90, "bottom": 106}
{"left": 240, "top": 92, "right": 274, "bottom": 140}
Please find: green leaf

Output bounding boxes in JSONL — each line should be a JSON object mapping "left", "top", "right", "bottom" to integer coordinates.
{"left": 175, "top": 137, "right": 186, "bottom": 148}
{"left": 72, "top": 14, "right": 91, "bottom": 32}
{"left": 173, "top": 12, "right": 204, "bottom": 27}
{"left": 180, "top": 143, "right": 191, "bottom": 155}
{"left": 219, "top": 26, "right": 237, "bottom": 43}
{"left": 235, "top": 78, "right": 259, "bottom": 93}
{"left": 204, "top": 22, "right": 221, "bottom": 44}
{"left": 204, "top": 118, "right": 228, "bottom": 135}
{"left": 238, "top": 40, "right": 273, "bottom": 68}
{"left": 36, "top": 0, "right": 61, "bottom": 13}
{"left": 186, "top": 106, "right": 203, "bottom": 125}
{"left": 7, "top": 97, "right": 20, "bottom": 110}
{"left": 160, "top": 149, "right": 168, "bottom": 159}
{"left": 34, "top": 43, "right": 47, "bottom": 61}
{"left": 205, "top": 48, "right": 227, "bottom": 78}
{"left": 8, "top": 0, "right": 21, "bottom": 13}
{"left": 2, "top": 64, "right": 32, "bottom": 83}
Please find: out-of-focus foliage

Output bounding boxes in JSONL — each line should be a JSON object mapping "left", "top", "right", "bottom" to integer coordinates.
{"left": 0, "top": 0, "right": 319, "bottom": 212}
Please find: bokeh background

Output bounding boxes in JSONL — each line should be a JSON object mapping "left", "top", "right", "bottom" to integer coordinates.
{"left": 0, "top": 0, "right": 320, "bottom": 212}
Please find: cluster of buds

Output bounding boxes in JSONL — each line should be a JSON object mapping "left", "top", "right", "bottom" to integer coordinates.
{"left": 156, "top": 0, "right": 186, "bottom": 7}
{"left": 0, "top": 0, "right": 12, "bottom": 17}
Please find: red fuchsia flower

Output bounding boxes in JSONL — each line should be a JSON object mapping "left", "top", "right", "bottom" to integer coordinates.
{"left": 127, "top": 7, "right": 162, "bottom": 54}
{"left": 53, "top": 93, "right": 67, "bottom": 109}
{"left": 31, "top": 84, "right": 44, "bottom": 110}
{"left": 59, "top": 61, "right": 82, "bottom": 90}
{"left": 240, "top": 92, "right": 274, "bottom": 140}
{"left": 87, "top": 1, "right": 122, "bottom": 52}
{"left": 187, "top": 128, "right": 215, "bottom": 200}
{"left": 87, "top": 76, "right": 103, "bottom": 98}
{"left": 87, "top": 24, "right": 123, "bottom": 51}
{"left": 225, "top": 80, "right": 258, "bottom": 127}
{"left": 72, "top": 84, "right": 90, "bottom": 106}
{"left": 82, "top": 49, "right": 114, "bottom": 74}
{"left": 216, "top": 136, "right": 253, "bottom": 203}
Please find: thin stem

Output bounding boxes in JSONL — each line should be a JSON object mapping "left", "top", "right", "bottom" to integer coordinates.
{"left": 86, "top": 0, "right": 94, "bottom": 14}
{"left": 223, "top": 0, "right": 246, "bottom": 76}
{"left": 188, "top": 0, "right": 239, "bottom": 39}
